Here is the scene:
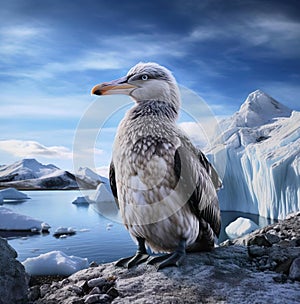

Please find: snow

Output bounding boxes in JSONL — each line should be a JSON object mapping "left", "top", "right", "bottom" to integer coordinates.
{"left": 225, "top": 217, "right": 259, "bottom": 239}
{"left": 207, "top": 90, "right": 300, "bottom": 219}
{"left": 0, "top": 158, "right": 58, "bottom": 181}
{"left": 76, "top": 167, "right": 107, "bottom": 187}
{"left": 22, "top": 250, "right": 89, "bottom": 276}
{"left": 0, "top": 207, "right": 50, "bottom": 232}
{"left": 0, "top": 187, "right": 29, "bottom": 200}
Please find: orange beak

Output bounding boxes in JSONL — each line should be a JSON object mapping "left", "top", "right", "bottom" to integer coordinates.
{"left": 91, "top": 76, "right": 137, "bottom": 96}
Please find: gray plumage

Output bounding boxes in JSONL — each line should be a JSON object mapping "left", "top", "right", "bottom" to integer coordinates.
{"left": 92, "top": 62, "right": 221, "bottom": 268}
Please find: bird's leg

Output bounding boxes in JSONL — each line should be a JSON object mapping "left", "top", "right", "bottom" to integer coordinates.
{"left": 147, "top": 239, "right": 186, "bottom": 270}
{"left": 115, "top": 237, "right": 150, "bottom": 268}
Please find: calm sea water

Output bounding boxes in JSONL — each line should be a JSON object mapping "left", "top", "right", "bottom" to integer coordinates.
{"left": 2, "top": 190, "right": 275, "bottom": 264}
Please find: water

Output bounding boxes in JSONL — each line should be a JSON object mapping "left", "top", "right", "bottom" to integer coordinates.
{"left": 1, "top": 190, "right": 276, "bottom": 264}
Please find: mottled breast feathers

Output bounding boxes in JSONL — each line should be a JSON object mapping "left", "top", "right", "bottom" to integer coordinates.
{"left": 109, "top": 134, "right": 221, "bottom": 238}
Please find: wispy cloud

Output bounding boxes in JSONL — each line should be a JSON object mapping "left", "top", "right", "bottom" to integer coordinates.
{"left": 188, "top": 15, "right": 300, "bottom": 58}
{"left": 0, "top": 140, "right": 73, "bottom": 159}
{"left": 0, "top": 25, "right": 47, "bottom": 59}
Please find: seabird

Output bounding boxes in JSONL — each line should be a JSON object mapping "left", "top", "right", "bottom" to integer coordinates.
{"left": 91, "top": 62, "right": 221, "bottom": 269}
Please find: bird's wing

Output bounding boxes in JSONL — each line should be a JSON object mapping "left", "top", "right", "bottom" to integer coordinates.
{"left": 174, "top": 144, "right": 221, "bottom": 237}
{"left": 109, "top": 161, "right": 119, "bottom": 209}
{"left": 197, "top": 149, "right": 222, "bottom": 191}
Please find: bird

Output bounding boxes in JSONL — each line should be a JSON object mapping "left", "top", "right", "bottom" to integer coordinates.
{"left": 91, "top": 62, "right": 221, "bottom": 270}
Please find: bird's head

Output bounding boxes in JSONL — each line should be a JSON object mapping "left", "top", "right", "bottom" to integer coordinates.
{"left": 91, "top": 62, "right": 181, "bottom": 111}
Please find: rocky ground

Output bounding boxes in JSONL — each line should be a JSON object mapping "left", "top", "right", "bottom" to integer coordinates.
{"left": 1, "top": 213, "right": 299, "bottom": 304}
{"left": 26, "top": 212, "right": 300, "bottom": 304}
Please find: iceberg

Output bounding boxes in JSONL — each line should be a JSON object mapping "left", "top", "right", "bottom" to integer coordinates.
{"left": 89, "top": 183, "right": 120, "bottom": 221}
{"left": 0, "top": 187, "right": 29, "bottom": 201}
{"left": 207, "top": 90, "right": 300, "bottom": 219}
{"left": 53, "top": 227, "right": 76, "bottom": 237}
{"left": 225, "top": 217, "right": 259, "bottom": 239}
{"left": 72, "top": 196, "right": 91, "bottom": 205}
{"left": 22, "top": 250, "right": 89, "bottom": 276}
{"left": 90, "top": 183, "right": 115, "bottom": 203}
{"left": 0, "top": 207, "right": 50, "bottom": 232}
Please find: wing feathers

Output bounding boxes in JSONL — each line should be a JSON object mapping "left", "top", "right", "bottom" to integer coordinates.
{"left": 174, "top": 145, "right": 221, "bottom": 237}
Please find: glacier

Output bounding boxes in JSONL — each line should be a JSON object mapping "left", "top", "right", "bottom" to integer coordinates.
{"left": 207, "top": 90, "right": 300, "bottom": 220}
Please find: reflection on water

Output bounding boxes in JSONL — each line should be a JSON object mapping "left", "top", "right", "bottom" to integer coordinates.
{"left": 1, "top": 190, "right": 277, "bottom": 264}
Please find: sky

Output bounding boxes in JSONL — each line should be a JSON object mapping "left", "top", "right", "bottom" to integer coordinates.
{"left": 0, "top": 0, "right": 299, "bottom": 175}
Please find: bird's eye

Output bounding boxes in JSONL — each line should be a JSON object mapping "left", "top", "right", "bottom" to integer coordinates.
{"left": 141, "top": 74, "right": 148, "bottom": 81}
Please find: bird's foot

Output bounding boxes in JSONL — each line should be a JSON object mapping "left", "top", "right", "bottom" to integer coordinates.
{"left": 147, "top": 239, "right": 186, "bottom": 270}
{"left": 115, "top": 252, "right": 150, "bottom": 269}
{"left": 147, "top": 251, "right": 186, "bottom": 270}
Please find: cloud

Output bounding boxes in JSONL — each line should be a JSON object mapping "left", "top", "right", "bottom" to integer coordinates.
{"left": 14, "top": 33, "right": 186, "bottom": 80}
{"left": 188, "top": 15, "right": 300, "bottom": 58}
{"left": 0, "top": 25, "right": 47, "bottom": 59}
{"left": 179, "top": 122, "right": 208, "bottom": 147}
{"left": 0, "top": 140, "right": 73, "bottom": 159}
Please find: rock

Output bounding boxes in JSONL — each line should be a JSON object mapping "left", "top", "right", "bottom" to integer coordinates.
{"left": 28, "top": 285, "right": 41, "bottom": 301}
{"left": 247, "top": 235, "right": 271, "bottom": 247}
{"left": 265, "top": 233, "right": 280, "bottom": 244}
{"left": 89, "top": 261, "right": 98, "bottom": 268}
{"left": 248, "top": 245, "right": 268, "bottom": 257}
{"left": 289, "top": 257, "right": 300, "bottom": 281}
{"left": 0, "top": 237, "right": 28, "bottom": 304}
{"left": 84, "top": 294, "right": 111, "bottom": 304}
{"left": 87, "top": 277, "right": 107, "bottom": 288}
{"left": 106, "top": 287, "right": 119, "bottom": 299}
{"left": 89, "top": 286, "right": 101, "bottom": 295}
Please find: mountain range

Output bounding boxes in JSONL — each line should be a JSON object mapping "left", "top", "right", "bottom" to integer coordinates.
{"left": 0, "top": 159, "right": 103, "bottom": 190}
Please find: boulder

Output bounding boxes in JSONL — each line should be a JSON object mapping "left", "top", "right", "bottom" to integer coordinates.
{"left": 0, "top": 237, "right": 28, "bottom": 304}
{"left": 289, "top": 257, "right": 300, "bottom": 281}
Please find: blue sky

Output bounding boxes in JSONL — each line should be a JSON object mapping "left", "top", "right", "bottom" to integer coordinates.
{"left": 0, "top": 0, "right": 299, "bottom": 174}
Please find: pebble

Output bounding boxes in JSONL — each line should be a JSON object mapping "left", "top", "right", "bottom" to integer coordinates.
{"left": 84, "top": 294, "right": 111, "bottom": 304}
{"left": 87, "top": 277, "right": 107, "bottom": 288}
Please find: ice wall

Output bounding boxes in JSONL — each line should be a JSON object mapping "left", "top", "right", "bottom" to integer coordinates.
{"left": 207, "top": 91, "right": 300, "bottom": 219}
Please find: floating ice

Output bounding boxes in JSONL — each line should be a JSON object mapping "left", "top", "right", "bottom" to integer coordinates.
{"left": 0, "top": 188, "right": 29, "bottom": 201}
{"left": 72, "top": 196, "right": 90, "bottom": 205}
{"left": 53, "top": 227, "right": 76, "bottom": 237}
{"left": 22, "top": 250, "right": 89, "bottom": 276}
{"left": 0, "top": 207, "right": 50, "bottom": 232}
{"left": 90, "top": 183, "right": 115, "bottom": 203}
{"left": 225, "top": 217, "right": 259, "bottom": 239}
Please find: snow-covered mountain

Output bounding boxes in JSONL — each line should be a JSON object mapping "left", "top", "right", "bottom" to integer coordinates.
{"left": 0, "top": 159, "right": 101, "bottom": 190}
{"left": 207, "top": 90, "right": 300, "bottom": 219}
{"left": 0, "top": 159, "right": 58, "bottom": 182}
